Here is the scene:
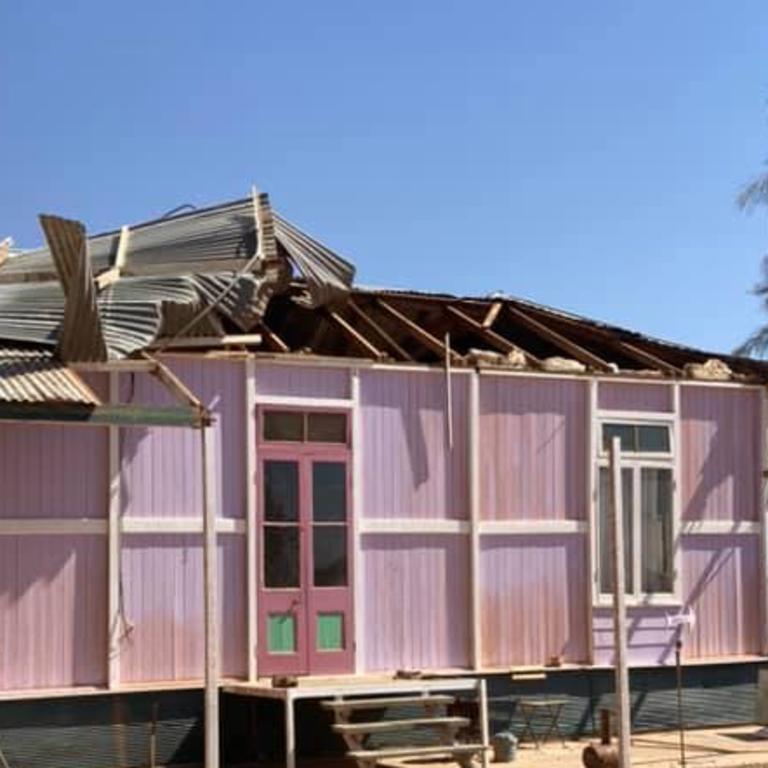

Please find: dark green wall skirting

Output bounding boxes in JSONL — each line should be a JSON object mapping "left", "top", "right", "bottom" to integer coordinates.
{"left": 0, "top": 663, "right": 762, "bottom": 767}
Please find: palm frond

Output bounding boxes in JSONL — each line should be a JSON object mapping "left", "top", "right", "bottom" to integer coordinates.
{"left": 738, "top": 171, "right": 768, "bottom": 210}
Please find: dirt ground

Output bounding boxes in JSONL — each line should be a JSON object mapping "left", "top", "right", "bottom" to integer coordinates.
{"left": 373, "top": 724, "right": 768, "bottom": 767}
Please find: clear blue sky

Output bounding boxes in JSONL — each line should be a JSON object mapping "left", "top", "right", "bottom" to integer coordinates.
{"left": 2, "top": 1, "right": 768, "bottom": 354}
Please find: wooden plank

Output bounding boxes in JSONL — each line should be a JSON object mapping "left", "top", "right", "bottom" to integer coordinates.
{"left": 347, "top": 300, "right": 414, "bottom": 361}
{"left": 506, "top": 304, "right": 612, "bottom": 371}
{"left": 349, "top": 744, "right": 484, "bottom": 760}
{"left": 375, "top": 299, "right": 462, "bottom": 362}
{"left": 145, "top": 355, "right": 206, "bottom": 411}
{"left": 617, "top": 340, "right": 680, "bottom": 375}
{"left": 0, "top": 402, "right": 205, "bottom": 427}
{"left": 258, "top": 322, "right": 290, "bottom": 353}
{"left": 153, "top": 334, "right": 263, "bottom": 349}
{"left": 333, "top": 717, "right": 469, "bottom": 735}
{"left": 445, "top": 304, "right": 539, "bottom": 364}
{"left": 326, "top": 309, "right": 384, "bottom": 359}
{"left": 482, "top": 300, "right": 503, "bottom": 329}
{"left": 322, "top": 695, "right": 455, "bottom": 711}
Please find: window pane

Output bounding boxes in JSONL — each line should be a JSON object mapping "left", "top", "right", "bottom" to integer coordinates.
{"left": 313, "top": 527, "right": 347, "bottom": 587}
{"left": 264, "top": 461, "right": 299, "bottom": 522}
{"left": 603, "top": 424, "right": 636, "bottom": 452}
{"left": 641, "top": 468, "right": 674, "bottom": 593}
{"left": 313, "top": 462, "right": 347, "bottom": 522}
{"left": 264, "top": 526, "right": 300, "bottom": 588}
{"left": 268, "top": 614, "right": 296, "bottom": 653}
{"left": 598, "top": 467, "right": 634, "bottom": 594}
{"left": 317, "top": 613, "right": 344, "bottom": 651}
{"left": 307, "top": 413, "right": 347, "bottom": 443}
{"left": 264, "top": 411, "right": 304, "bottom": 441}
{"left": 637, "top": 425, "right": 671, "bottom": 453}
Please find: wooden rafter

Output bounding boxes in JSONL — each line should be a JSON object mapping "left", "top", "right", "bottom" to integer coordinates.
{"left": 258, "top": 322, "right": 290, "bottom": 353}
{"left": 326, "top": 309, "right": 384, "bottom": 359}
{"left": 617, "top": 340, "right": 681, "bottom": 376}
{"left": 482, "top": 301, "right": 503, "bottom": 329}
{"left": 347, "top": 300, "right": 414, "bottom": 361}
{"left": 444, "top": 304, "right": 540, "bottom": 365}
{"left": 375, "top": 298, "right": 462, "bottom": 362}
{"left": 506, "top": 304, "right": 612, "bottom": 371}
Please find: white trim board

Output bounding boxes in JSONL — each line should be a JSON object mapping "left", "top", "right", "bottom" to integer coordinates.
{"left": 0, "top": 519, "right": 108, "bottom": 535}
{"left": 360, "top": 519, "right": 470, "bottom": 535}
{"left": 121, "top": 517, "right": 246, "bottom": 535}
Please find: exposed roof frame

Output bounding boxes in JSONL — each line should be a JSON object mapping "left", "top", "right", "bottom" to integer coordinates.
{"left": 257, "top": 321, "right": 291, "bottom": 353}
{"left": 444, "top": 304, "right": 540, "bottom": 365}
{"left": 613, "top": 339, "right": 680, "bottom": 376}
{"left": 325, "top": 308, "right": 385, "bottom": 360}
{"left": 347, "top": 299, "right": 414, "bottom": 362}
{"left": 506, "top": 303, "right": 612, "bottom": 371}
{"left": 375, "top": 298, "right": 463, "bottom": 363}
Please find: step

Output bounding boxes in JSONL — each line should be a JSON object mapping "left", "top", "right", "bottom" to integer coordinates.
{"left": 322, "top": 694, "right": 455, "bottom": 712}
{"left": 348, "top": 743, "right": 485, "bottom": 760}
{"left": 333, "top": 716, "right": 470, "bottom": 735}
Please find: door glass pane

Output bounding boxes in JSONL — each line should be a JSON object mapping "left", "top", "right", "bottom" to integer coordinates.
{"left": 264, "top": 527, "right": 300, "bottom": 588}
{"left": 317, "top": 613, "right": 344, "bottom": 651}
{"left": 313, "top": 527, "right": 348, "bottom": 587}
{"left": 598, "top": 467, "right": 634, "bottom": 594}
{"left": 641, "top": 468, "right": 674, "bottom": 593}
{"left": 313, "top": 462, "right": 347, "bottom": 522}
{"left": 637, "top": 425, "right": 670, "bottom": 453}
{"left": 264, "top": 460, "right": 299, "bottom": 522}
{"left": 268, "top": 614, "right": 296, "bottom": 653}
{"left": 308, "top": 413, "right": 347, "bottom": 443}
{"left": 264, "top": 411, "right": 304, "bottom": 442}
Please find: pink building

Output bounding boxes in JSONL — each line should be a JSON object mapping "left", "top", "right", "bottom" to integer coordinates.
{"left": 0, "top": 196, "right": 765, "bottom": 765}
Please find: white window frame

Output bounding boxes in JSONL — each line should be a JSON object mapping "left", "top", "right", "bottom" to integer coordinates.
{"left": 593, "top": 413, "right": 681, "bottom": 607}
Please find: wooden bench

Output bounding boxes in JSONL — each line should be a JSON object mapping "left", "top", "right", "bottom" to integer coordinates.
{"left": 334, "top": 716, "right": 469, "bottom": 736}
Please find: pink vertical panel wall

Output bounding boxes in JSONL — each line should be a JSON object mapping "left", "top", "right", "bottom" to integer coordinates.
{"left": 598, "top": 382, "right": 672, "bottom": 412}
{"left": 255, "top": 364, "right": 349, "bottom": 399}
{"left": 593, "top": 607, "right": 676, "bottom": 666}
{"left": 119, "top": 534, "right": 246, "bottom": 682}
{"left": 681, "top": 386, "right": 761, "bottom": 521}
{"left": 0, "top": 422, "right": 108, "bottom": 519}
{"left": 0, "top": 535, "right": 106, "bottom": 689}
{"left": 479, "top": 376, "right": 587, "bottom": 520}
{"left": 121, "top": 358, "right": 246, "bottom": 519}
{"left": 361, "top": 534, "right": 469, "bottom": 670}
{"left": 480, "top": 535, "right": 588, "bottom": 667}
{"left": 682, "top": 535, "right": 760, "bottom": 658}
{"left": 360, "top": 371, "right": 468, "bottom": 519}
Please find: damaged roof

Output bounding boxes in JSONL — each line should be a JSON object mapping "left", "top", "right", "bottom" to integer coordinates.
{"left": 1, "top": 189, "right": 766, "bottom": 411}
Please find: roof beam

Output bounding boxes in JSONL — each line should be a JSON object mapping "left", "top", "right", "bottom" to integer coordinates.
{"left": 375, "top": 299, "right": 462, "bottom": 362}
{"left": 258, "top": 322, "right": 291, "bottom": 353}
{"left": 506, "top": 304, "right": 612, "bottom": 371}
{"left": 616, "top": 340, "right": 681, "bottom": 376}
{"left": 0, "top": 402, "right": 206, "bottom": 428}
{"left": 326, "top": 309, "right": 384, "bottom": 359}
{"left": 445, "top": 304, "right": 539, "bottom": 365}
{"left": 482, "top": 301, "right": 503, "bottom": 329}
{"left": 347, "top": 299, "right": 414, "bottom": 361}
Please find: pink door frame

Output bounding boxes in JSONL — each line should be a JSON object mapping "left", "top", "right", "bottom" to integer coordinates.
{"left": 256, "top": 409, "right": 355, "bottom": 677}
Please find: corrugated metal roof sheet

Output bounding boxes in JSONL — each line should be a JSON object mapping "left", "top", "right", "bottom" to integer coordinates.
{"left": 0, "top": 348, "right": 98, "bottom": 405}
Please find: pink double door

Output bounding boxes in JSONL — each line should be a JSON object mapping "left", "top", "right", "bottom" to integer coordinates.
{"left": 257, "top": 440, "right": 354, "bottom": 677}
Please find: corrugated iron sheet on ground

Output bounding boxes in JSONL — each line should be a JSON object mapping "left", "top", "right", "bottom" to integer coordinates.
{"left": 0, "top": 347, "right": 98, "bottom": 405}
